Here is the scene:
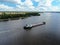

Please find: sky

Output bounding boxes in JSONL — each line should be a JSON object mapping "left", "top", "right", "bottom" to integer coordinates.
{"left": 0, "top": 0, "right": 60, "bottom": 11}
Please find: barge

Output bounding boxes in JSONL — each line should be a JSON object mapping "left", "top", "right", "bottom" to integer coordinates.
{"left": 24, "top": 22, "right": 46, "bottom": 29}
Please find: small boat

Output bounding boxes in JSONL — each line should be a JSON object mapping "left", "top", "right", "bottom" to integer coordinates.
{"left": 24, "top": 24, "right": 32, "bottom": 29}
{"left": 24, "top": 22, "right": 46, "bottom": 29}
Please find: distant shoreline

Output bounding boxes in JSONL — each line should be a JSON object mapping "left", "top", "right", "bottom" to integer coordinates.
{"left": 0, "top": 18, "right": 20, "bottom": 22}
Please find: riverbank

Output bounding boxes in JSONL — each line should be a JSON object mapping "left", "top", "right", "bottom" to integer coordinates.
{"left": 0, "top": 12, "right": 40, "bottom": 21}
{"left": 0, "top": 18, "right": 20, "bottom": 21}
{"left": 0, "top": 12, "right": 40, "bottom": 19}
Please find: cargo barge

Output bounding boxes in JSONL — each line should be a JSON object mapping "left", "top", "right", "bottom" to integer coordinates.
{"left": 24, "top": 22, "right": 46, "bottom": 29}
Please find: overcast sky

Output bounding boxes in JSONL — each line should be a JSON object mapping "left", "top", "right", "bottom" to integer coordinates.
{"left": 0, "top": 0, "right": 60, "bottom": 11}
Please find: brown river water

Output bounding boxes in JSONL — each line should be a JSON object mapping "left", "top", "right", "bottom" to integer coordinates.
{"left": 0, "top": 13, "right": 60, "bottom": 45}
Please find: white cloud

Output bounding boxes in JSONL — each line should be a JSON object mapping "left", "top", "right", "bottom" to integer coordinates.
{"left": 0, "top": 0, "right": 23, "bottom": 4}
{"left": 24, "top": 0, "right": 35, "bottom": 9}
{"left": 36, "top": 0, "right": 60, "bottom": 11}
{"left": 24, "top": 0, "right": 33, "bottom": 6}
{"left": 0, "top": 4, "right": 15, "bottom": 11}
{"left": 0, "top": 0, "right": 60, "bottom": 11}
{"left": 16, "top": 0, "right": 35, "bottom": 11}
{"left": 45, "top": 0, "right": 53, "bottom": 6}
{"left": 47, "top": 6, "right": 59, "bottom": 11}
{"left": 0, "top": 0, "right": 35, "bottom": 11}
{"left": 34, "top": 0, "right": 40, "bottom": 2}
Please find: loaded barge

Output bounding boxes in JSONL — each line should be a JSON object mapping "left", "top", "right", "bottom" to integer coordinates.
{"left": 24, "top": 22, "right": 46, "bottom": 29}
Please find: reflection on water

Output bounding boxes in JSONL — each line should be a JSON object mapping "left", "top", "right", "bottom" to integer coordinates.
{"left": 0, "top": 13, "right": 60, "bottom": 45}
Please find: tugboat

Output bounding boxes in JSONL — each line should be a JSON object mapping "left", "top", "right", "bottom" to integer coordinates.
{"left": 24, "top": 24, "right": 32, "bottom": 29}
{"left": 24, "top": 22, "right": 46, "bottom": 29}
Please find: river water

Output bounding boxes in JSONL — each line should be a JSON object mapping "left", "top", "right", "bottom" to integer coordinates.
{"left": 0, "top": 13, "right": 60, "bottom": 45}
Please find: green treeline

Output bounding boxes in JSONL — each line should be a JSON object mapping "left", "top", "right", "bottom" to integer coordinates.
{"left": 0, "top": 12, "right": 40, "bottom": 19}
{"left": 25, "top": 12, "right": 40, "bottom": 16}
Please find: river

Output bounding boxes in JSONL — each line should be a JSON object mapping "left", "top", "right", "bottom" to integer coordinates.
{"left": 0, "top": 13, "right": 60, "bottom": 45}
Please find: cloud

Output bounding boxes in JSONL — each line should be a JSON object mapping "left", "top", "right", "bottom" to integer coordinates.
{"left": 23, "top": 0, "right": 35, "bottom": 9}
{"left": 0, "top": 0, "right": 22, "bottom": 4}
{"left": 0, "top": 0, "right": 60, "bottom": 11}
{"left": 36, "top": 0, "right": 60, "bottom": 11}
{"left": 0, "top": 4, "right": 15, "bottom": 11}
{"left": 45, "top": 0, "right": 53, "bottom": 6}
{"left": 47, "top": 6, "right": 59, "bottom": 11}
{"left": 16, "top": 0, "right": 35, "bottom": 11}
